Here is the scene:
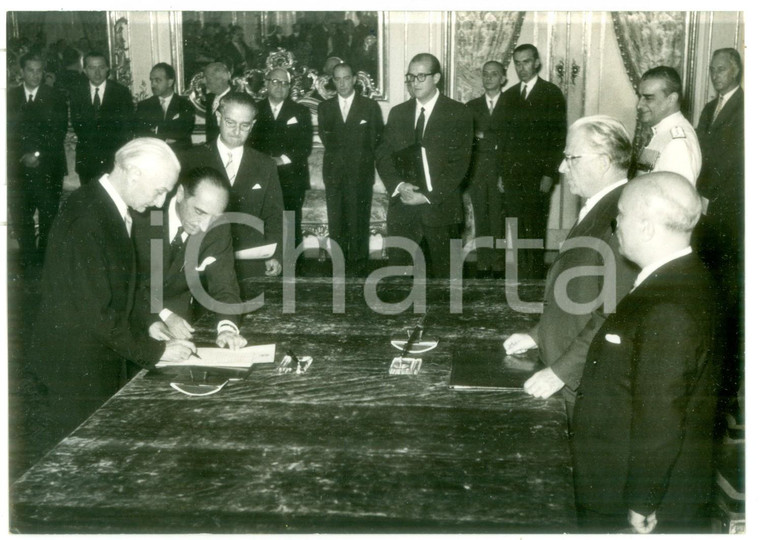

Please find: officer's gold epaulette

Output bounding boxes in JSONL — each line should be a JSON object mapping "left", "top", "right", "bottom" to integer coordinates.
{"left": 670, "top": 126, "right": 686, "bottom": 139}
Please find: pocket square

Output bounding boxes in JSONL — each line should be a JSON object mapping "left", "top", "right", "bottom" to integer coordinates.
{"left": 287, "top": 116, "right": 298, "bottom": 125}
{"left": 195, "top": 256, "right": 217, "bottom": 272}
{"left": 360, "top": 119, "right": 367, "bottom": 125}
{"left": 172, "top": 113, "right": 180, "bottom": 120}
{"left": 252, "top": 183, "right": 262, "bottom": 190}
{"left": 605, "top": 334, "right": 621, "bottom": 344}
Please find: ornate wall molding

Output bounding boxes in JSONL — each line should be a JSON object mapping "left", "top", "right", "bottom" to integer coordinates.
{"left": 107, "top": 12, "right": 134, "bottom": 92}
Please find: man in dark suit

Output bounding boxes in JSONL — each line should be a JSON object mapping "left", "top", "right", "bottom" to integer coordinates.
{"left": 375, "top": 53, "right": 473, "bottom": 278}
{"left": 70, "top": 51, "right": 135, "bottom": 185}
{"left": 504, "top": 116, "right": 637, "bottom": 420}
{"left": 502, "top": 44, "right": 566, "bottom": 278}
{"left": 183, "top": 92, "right": 284, "bottom": 280}
{"left": 465, "top": 61, "right": 509, "bottom": 277}
{"left": 251, "top": 68, "right": 313, "bottom": 249}
{"left": 28, "top": 138, "right": 195, "bottom": 454}
{"left": 7, "top": 53, "right": 68, "bottom": 266}
{"left": 221, "top": 26, "right": 255, "bottom": 76}
{"left": 133, "top": 166, "right": 247, "bottom": 349}
{"left": 317, "top": 62, "right": 384, "bottom": 276}
{"left": 135, "top": 62, "right": 196, "bottom": 153}
{"left": 573, "top": 172, "right": 718, "bottom": 533}
{"left": 694, "top": 48, "right": 744, "bottom": 409}
{"left": 203, "top": 62, "right": 232, "bottom": 144}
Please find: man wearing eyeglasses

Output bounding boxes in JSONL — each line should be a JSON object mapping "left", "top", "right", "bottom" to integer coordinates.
{"left": 501, "top": 44, "right": 567, "bottom": 279}
{"left": 251, "top": 68, "right": 313, "bottom": 251}
{"left": 376, "top": 53, "right": 473, "bottom": 278}
{"left": 504, "top": 116, "right": 637, "bottom": 421}
{"left": 182, "top": 92, "right": 284, "bottom": 280}
{"left": 317, "top": 62, "right": 384, "bottom": 277}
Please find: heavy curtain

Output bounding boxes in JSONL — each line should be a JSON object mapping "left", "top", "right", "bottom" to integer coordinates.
{"left": 453, "top": 11, "right": 525, "bottom": 103}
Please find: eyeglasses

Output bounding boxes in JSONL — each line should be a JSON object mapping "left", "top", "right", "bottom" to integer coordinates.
{"left": 266, "top": 78, "right": 290, "bottom": 87}
{"left": 562, "top": 153, "right": 602, "bottom": 163}
{"left": 404, "top": 72, "right": 435, "bottom": 83}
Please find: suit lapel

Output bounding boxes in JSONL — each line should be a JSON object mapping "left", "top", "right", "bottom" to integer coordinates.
{"left": 712, "top": 88, "right": 742, "bottom": 129}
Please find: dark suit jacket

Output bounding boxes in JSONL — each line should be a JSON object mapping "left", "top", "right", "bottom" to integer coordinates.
{"left": 376, "top": 94, "right": 473, "bottom": 226}
{"left": 29, "top": 181, "right": 164, "bottom": 429}
{"left": 135, "top": 94, "right": 196, "bottom": 152}
{"left": 317, "top": 93, "right": 383, "bottom": 186}
{"left": 181, "top": 143, "right": 284, "bottom": 261}
{"left": 7, "top": 84, "right": 68, "bottom": 179}
{"left": 696, "top": 87, "right": 744, "bottom": 218}
{"left": 529, "top": 183, "right": 637, "bottom": 390}
{"left": 501, "top": 77, "right": 566, "bottom": 189}
{"left": 573, "top": 253, "right": 717, "bottom": 526}
{"left": 251, "top": 98, "right": 313, "bottom": 195}
{"left": 465, "top": 92, "right": 509, "bottom": 186}
{"left": 132, "top": 202, "right": 242, "bottom": 330}
{"left": 204, "top": 87, "right": 231, "bottom": 144}
{"left": 70, "top": 79, "right": 135, "bottom": 180}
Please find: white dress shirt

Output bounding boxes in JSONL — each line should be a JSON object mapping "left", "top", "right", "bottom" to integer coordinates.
{"left": 216, "top": 137, "right": 245, "bottom": 185}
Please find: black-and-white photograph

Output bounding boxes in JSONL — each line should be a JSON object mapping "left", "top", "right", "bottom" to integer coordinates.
{"left": 5, "top": 8, "right": 745, "bottom": 534}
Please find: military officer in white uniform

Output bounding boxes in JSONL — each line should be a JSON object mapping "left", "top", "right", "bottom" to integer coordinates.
{"left": 634, "top": 66, "right": 701, "bottom": 184}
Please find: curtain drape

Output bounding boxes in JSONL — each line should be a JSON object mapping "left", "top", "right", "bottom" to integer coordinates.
{"left": 453, "top": 11, "right": 525, "bottom": 103}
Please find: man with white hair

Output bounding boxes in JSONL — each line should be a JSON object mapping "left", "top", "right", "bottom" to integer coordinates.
{"left": 504, "top": 115, "right": 637, "bottom": 419}
{"left": 28, "top": 138, "right": 195, "bottom": 452}
{"left": 572, "top": 172, "right": 718, "bottom": 533}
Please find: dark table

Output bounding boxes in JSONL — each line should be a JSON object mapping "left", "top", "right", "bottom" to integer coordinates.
{"left": 11, "top": 277, "right": 575, "bottom": 533}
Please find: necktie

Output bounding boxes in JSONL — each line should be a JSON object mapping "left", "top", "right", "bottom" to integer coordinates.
{"left": 520, "top": 85, "right": 527, "bottom": 101}
{"left": 160, "top": 97, "right": 168, "bottom": 119}
{"left": 272, "top": 104, "right": 280, "bottom": 120}
{"left": 93, "top": 87, "right": 101, "bottom": 110}
{"left": 169, "top": 226, "right": 184, "bottom": 264}
{"left": 27, "top": 93, "right": 33, "bottom": 103}
{"left": 224, "top": 151, "right": 237, "bottom": 183}
{"left": 341, "top": 99, "right": 349, "bottom": 122}
{"left": 488, "top": 99, "right": 494, "bottom": 114}
{"left": 712, "top": 95, "right": 725, "bottom": 124}
{"left": 212, "top": 96, "right": 220, "bottom": 114}
{"left": 124, "top": 211, "right": 133, "bottom": 238}
{"left": 415, "top": 107, "right": 426, "bottom": 144}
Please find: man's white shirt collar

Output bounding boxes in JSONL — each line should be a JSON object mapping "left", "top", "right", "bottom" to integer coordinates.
{"left": 269, "top": 99, "right": 285, "bottom": 118}
{"left": 339, "top": 91, "right": 356, "bottom": 110}
{"left": 166, "top": 195, "right": 187, "bottom": 243}
{"left": 23, "top": 85, "right": 40, "bottom": 100}
{"left": 718, "top": 85, "right": 739, "bottom": 103}
{"left": 90, "top": 81, "right": 106, "bottom": 100}
{"left": 578, "top": 178, "right": 627, "bottom": 224}
{"left": 415, "top": 89, "right": 440, "bottom": 123}
{"left": 521, "top": 76, "right": 538, "bottom": 97}
{"left": 632, "top": 246, "right": 692, "bottom": 290}
{"left": 99, "top": 174, "right": 130, "bottom": 224}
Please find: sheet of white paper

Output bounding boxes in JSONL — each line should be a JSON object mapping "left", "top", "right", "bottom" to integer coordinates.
{"left": 234, "top": 243, "right": 277, "bottom": 260}
{"left": 156, "top": 344, "right": 276, "bottom": 368}
{"left": 421, "top": 146, "right": 433, "bottom": 192}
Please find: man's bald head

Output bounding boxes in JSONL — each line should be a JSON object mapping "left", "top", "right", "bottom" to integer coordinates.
{"left": 625, "top": 172, "right": 702, "bottom": 233}
{"left": 616, "top": 172, "right": 702, "bottom": 266}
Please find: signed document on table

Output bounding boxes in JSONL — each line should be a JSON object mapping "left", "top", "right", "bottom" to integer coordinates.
{"left": 156, "top": 343, "right": 276, "bottom": 369}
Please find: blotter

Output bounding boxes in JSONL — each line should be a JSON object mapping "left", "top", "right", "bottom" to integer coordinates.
{"left": 449, "top": 344, "right": 539, "bottom": 390}
{"left": 156, "top": 343, "right": 276, "bottom": 369}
